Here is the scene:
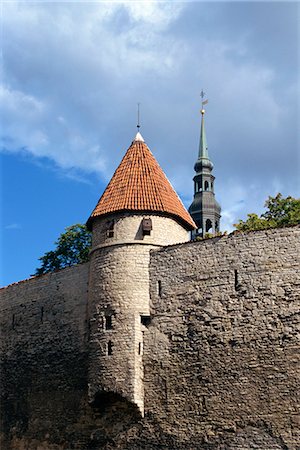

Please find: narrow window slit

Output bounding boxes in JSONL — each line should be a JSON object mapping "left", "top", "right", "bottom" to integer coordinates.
{"left": 12, "top": 314, "right": 15, "bottom": 329}
{"left": 158, "top": 280, "right": 162, "bottom": 297}
{"left": 107, "top": 340, "right": 113, "bottom": 356}
{"left": 105, "top": 315, "right": 112, "bottom": 330}
{"left": 41, "top": 307, "right": 44, "bottom": 323}
{"left": 234, "top": 270, "right": 239, "bottom": 290}
{"left": 138, "top": 342, "right": 143, "bottom": 355}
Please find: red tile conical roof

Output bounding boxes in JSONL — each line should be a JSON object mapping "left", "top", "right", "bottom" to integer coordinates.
{"left": 87, "top": 134, "right": 196, "bottom": 230}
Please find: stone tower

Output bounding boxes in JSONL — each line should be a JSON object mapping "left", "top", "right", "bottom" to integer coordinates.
{"left": 86, "top": 131, "right": 196, "bottom": 415}
{"left": 189, "top": 107, "right": 221, "bottom": 236}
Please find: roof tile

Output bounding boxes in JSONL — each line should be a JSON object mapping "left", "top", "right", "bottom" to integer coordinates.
{"left": 87, "top": 138, "right": 196, "bottom": 230}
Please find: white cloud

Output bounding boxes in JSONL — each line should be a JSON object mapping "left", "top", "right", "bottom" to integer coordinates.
{"left": 123, "top": 1, "right": 184, "bottom": 28}
{"left": 4, "top": 223, "right": 22, "bottom": 230}
{"left": 1, "top": 1, "right": 186, "bottom": 177}
{"left": 0, "top": 85, "right": 44, "bottom": 116}
{"left": 0, "top": 84, "right": 108, "bottom": 173}
{"left": 1, "top": 1, "right": 298, "bottom": 214}
{"left": 0, "top": 85, "right": 48, "bottom": 153}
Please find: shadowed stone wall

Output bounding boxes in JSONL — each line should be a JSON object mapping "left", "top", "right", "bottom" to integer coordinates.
{"left": 0, "top": 264, "right": 90, "bottom": 449}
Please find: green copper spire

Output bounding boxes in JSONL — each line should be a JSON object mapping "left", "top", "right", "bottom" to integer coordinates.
{"left": 198, "top": 109, "right": 209, "bottom": 160}
{"left": 189, "top": 98, "right": 221, "bottom": 237}
{"left": 194, "top": 107, "right": 213, "bottom": 172}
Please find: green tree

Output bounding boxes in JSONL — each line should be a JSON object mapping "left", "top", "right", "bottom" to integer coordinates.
{"left": 234, "top": 194, "right": 300, "bottom": 231}
{"left": 35, "top": 224, "right": 92, "bottom": 276}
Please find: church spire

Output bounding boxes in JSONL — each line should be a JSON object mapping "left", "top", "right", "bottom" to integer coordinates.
{"left": 199, "top": 108, "right": 209, "bottom": 160}
{"left": 194, "top": 96, "right": 213, "bottom": 173}
{"left": 188, "top": 97, "right": 221, "bottom": 237}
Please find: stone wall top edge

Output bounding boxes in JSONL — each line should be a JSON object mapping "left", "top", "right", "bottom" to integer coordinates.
{"left": 150, "top": 224, "right": 300, "bottom": 254}
{"left": 90, "top": 241, "right": 162, "bottom": 254}
{"left": 0, "top": 262, "right": 90, "bottom": 292}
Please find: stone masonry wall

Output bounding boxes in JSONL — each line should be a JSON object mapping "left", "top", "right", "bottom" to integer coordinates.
{"left": 88, "top": 213, "right": 190, "bottom": 414}
{"left": 0, "top": 226, "right": 299, "bottom": 450}
{"left": 91, "top": 212, "right": 190, "bottom": 249}
{"left": 88, "top": 244, "right": 151, "bottom": 413}
{"left": 0, "top": 264, "right": 89, "bottom": 449}
{"left": 144, "top": 226, "right": 300, "bottom": 449}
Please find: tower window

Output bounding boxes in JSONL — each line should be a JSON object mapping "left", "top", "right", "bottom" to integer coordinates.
{"left": 195, "top": 182, "right": 201, "bottom": 193}
{"left": 104, "top": 314, "right": 113, "bottom": 330}
{"left": 141, "top": 315, "right": 151, "bottom": 326}
{"left": 106, "top": 220, "right": 114, "bottom": 238}
{"left": 107, "top": 340, "right": 113, "bottom": 356}
{"left": 41, "top": 307, "right": 44, "bottom": 323}
{"left": 12, "top": 314, "right": 15, "bottom": 329}
{"left": 142, "top": 218, "right": 152, "bottom": 235}
{"left": 204, "top": 180, "right": 209, "bottom": 191}
{"left": 205, "top": 219, "right": 212, "bottom": 233}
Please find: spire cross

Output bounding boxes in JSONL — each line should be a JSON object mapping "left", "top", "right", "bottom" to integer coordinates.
{"left": 137, "top": 102, "right": 141, "bottom": 130}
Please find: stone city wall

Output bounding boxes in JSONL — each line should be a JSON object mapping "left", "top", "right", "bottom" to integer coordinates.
{"left": 0, "top": 226, "right": 299, "bottom": 449}
{"left": 144, "top": 226, "right": 300, "bottom": 449}
{"left": 0, "top": 264, "right": 89, "bottom": 449}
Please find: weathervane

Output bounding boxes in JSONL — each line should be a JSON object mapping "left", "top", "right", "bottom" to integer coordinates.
{"left": 200, "top": 89, "right": 208, "bottom": 114}
{"left": 137, "top": 102, "right": 141, "bottom": 131}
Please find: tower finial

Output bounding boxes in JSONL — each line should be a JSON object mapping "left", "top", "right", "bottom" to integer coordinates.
{"left": 198, "top": 91, "right": 209, "bottom": 160}
{"left": 134, "top": 102, "right": 144, "bottom": 142}
{"left": 137, "top": 102, "right": 141, "bottom": 131}
{"left": 200, "top": 89, "right": 208, "bottom": 114}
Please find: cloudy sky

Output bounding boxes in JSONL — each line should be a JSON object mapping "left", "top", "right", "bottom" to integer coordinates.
{"left": 1, "top": 1, "right": 299, "bottom": 286}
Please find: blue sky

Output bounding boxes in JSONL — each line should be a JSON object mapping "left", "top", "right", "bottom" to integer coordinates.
{"left": 1, "top": 1, "right": 299, "bottom": 287}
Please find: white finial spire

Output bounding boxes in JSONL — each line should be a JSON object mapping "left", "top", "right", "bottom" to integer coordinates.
{"left": 134, "top": 131, "right": 145, "bottom": 142}
{"left": 137, "top": 102, "right": 141, "bottom": 131}
{"left": 134, "top": 102, "right": 144, "bottom": 141}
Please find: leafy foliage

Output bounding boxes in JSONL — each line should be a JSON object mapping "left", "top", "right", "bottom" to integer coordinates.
{"left": 234, "top": 194, "right": 300, "bottom": 231}
{"left": 35, "top": 224, "right": 92, "bottom": 276}
{"left": 195, "top": 231, "right": 226, "bottom": 241}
